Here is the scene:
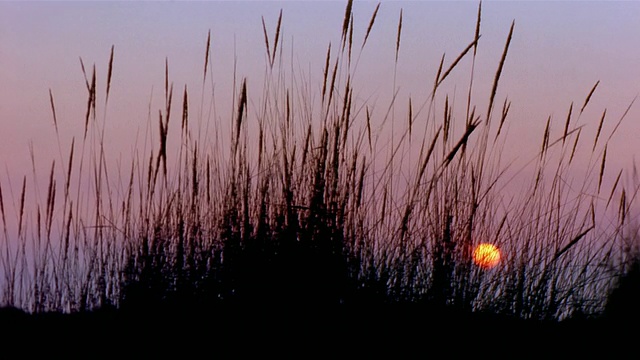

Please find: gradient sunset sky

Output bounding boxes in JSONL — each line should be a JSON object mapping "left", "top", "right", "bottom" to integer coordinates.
{"left": 1, "top": 0, "right": 640, "bottom": 216}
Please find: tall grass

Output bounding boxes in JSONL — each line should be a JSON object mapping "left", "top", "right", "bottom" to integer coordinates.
{"left": 0, "top": 1, "right": 637, "bottom": 321}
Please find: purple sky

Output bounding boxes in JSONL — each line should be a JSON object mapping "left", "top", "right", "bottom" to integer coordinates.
{"left": 1, "top": 0, "right": 640, "bottom": 224}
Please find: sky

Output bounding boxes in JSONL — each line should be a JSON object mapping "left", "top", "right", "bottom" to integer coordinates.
{"left": 1, "top": 0, "right": 640, "bottom": 227}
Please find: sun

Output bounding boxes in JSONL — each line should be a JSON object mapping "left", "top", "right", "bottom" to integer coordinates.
{"left": 473, "top": 243, "right": 501, "bottom": 268}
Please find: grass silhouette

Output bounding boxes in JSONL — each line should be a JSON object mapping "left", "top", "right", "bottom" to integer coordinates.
{"left": 1, "top": 1, "right": 639, "bottom": 338}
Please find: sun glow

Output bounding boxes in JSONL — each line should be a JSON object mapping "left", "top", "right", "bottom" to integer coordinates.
{"left": 473, "top": 243, "right": 501, "bottom": 268}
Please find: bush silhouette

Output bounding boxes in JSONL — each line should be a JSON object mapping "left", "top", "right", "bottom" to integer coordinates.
{"left": 604, "top": 257, "right": 640, "bottom": 322}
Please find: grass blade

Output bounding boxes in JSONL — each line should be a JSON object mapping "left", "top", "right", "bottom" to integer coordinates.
{"left": 487, "top": 20, "right": 514, "bottom": 121}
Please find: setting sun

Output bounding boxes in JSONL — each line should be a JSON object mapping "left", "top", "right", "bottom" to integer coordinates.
{"left": 473, "top": 243, "right": 501, "bottom": 268}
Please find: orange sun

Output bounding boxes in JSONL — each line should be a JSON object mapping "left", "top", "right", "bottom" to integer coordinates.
{"left": 473, "top": 243, "right": 501, "bottom": 268}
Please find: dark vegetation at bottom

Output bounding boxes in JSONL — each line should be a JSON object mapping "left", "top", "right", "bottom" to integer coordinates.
{"left": 3, "top": 254, "right": 639, "bottom": 332}
{"left": 0, "top": 300, "right": 635, "bottom": 353}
